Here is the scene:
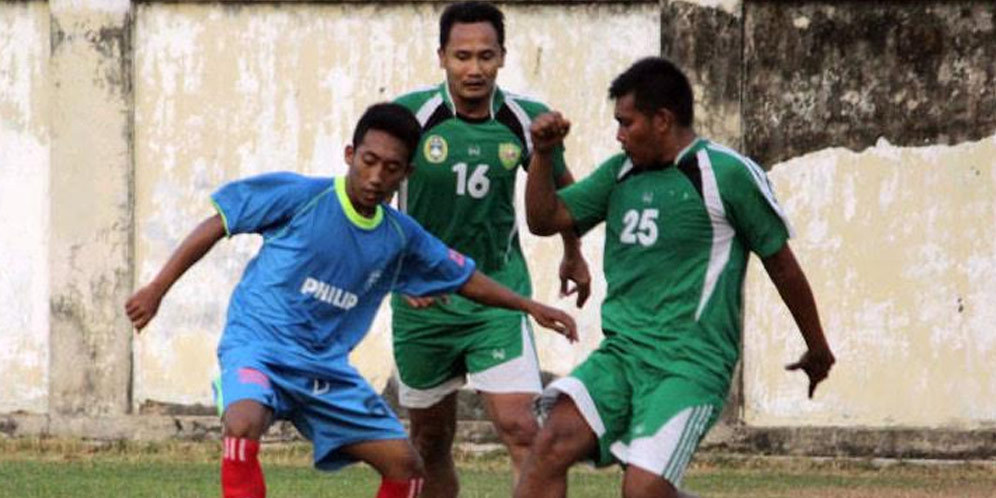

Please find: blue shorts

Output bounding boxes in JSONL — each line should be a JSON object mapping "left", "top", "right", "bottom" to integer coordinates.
{"left": 213, "top": 355, "right": 406, "bottom": 471}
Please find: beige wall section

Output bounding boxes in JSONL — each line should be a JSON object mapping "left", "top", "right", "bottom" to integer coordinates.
{"left": 743, "top": 135, "right": 996, "bottom": 428}
{"left": 49, "top": 0, "right": 134, "bottom": 415}
{"left": 0, "top": 2, "right": 50, "bottom": 414}
{"left": 133, "top": 2, "right": 659, "bottom": 406}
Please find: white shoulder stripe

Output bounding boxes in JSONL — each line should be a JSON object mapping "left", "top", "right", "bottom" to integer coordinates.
{"left": 503, "top": 97, "right": 534, "bottom": 154}
{"left": 394, "top": 85, "right": 438, "bottom": 101}
{"left": 706, "top": 143, "right": 794, "bottom": 237}
{"left": 415, "top": 93, "right": 444, "bottom": 127}
{"left": 616, "top": 158, "right": 635, "bottom": 180}
{"left": 504, "top": 90, "right": 545, "bottom": 105}
{"left": 695, "top": 149, "right": 735, "bottom": 321}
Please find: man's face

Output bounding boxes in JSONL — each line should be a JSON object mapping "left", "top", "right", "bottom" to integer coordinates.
{"left": 614, "top": 93, "right": 664, "bottom": 167}
{"left": 438, "top": 22, "right": 505, "bottom": 106}
{"left": 344, "top": 129, "right": 412, "bottom": 214}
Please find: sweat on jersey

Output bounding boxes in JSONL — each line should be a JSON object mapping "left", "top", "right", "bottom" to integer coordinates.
{"left": 557, "top": 138, "right": 793, "bottom": 395}
{"left": 391, "top": 83, "right": 566, "bottom": 325}
{"left": 210, "top": 173, "right": 476, "bottom": 376}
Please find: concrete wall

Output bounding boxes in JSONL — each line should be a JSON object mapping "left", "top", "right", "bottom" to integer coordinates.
{"left": 0, "top": 1, "right": 50, "bottom": 414}
{"left": 131, "top": 1, "right": 659, "bottom": 409}
{"left": 738, "top": 1, "right": 996, "bottom": 429}
{"left": 1, "top": 0, "right": 994, "bottom": 447}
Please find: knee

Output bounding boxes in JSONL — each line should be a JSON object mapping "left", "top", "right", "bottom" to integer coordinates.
{"left": 222, "top": 401, "right": 269, "bottom": 439}
{"left": 529, "top": 426, "right": 580, "bottom": 470}
{"left": 493, "top": 411, "right": 539, "bottom": 448}
{"left": 223, "top": 414, "right": 261, "bottom": 439}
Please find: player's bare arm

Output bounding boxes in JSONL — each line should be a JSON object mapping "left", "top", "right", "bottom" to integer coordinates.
{"left": 553, "top": 168, "right": 592, "bottom": 307}
{"left": 124, "top": 214, "right": 227, "bottom": 331}
{"left": 525, "top": 112, "right": 576, "bottom": 236}
{"left": 761, "top": 243, "right": 836, "bottom": 398}
{"left": 457, "top": 270, "right": 578, "bottom": 342}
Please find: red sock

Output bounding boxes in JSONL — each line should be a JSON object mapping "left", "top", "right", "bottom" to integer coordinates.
{"left": 375, "top": 477, "right": 424, "bottom": 498}
{"left": 221, "top": 437, "right": 265, "bottom": 498}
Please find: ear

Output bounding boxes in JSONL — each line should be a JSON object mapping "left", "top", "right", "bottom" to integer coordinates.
{"left": 498, "top": 47, "right": 506, "bottom": 68}
{"left": 344, "top": 144, "right": 355, "bottom": 167}
{"left": 652, "top": 108, "right": 673, "bottom": 135}
{"left": 437, "top": 47, "right": 446, "bottom": 69}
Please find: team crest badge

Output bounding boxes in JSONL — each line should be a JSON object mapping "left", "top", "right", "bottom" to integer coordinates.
{"left": 424, "top": 135, "right": 448, "bottom": 164}
{"left": 498, "top": 142, "right": 521, "bottom": 170}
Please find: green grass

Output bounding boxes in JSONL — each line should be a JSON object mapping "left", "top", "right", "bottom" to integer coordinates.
{"left": 0, "top": 439, "right": 993, "bottom": 497}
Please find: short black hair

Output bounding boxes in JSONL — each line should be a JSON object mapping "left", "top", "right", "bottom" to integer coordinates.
{"left": 352, "top": 103, "right": 422, "bottom": 163}
{"left": 439, "top": 1, "right": 505, "bottom": 49}
{"left": 609, "top": 57, "right": 694, "bottom": 127}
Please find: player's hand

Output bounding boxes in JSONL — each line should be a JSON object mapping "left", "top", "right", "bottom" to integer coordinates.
{"left": 526, "top": 302, "right": 577, "bottom": 343}
{"left": 785, "top": 346, "right": 835, "bottom": 398}
{"left": 124, "top": 283, "right": 166, "bottom": 332}
{"left": 403, "top": 294, "right": 449, "bottom": 309}
{"left": 559, "top": 254, "right": 591, "bottom": 308}
{"left": 530, "top": 112, "right": 571, "bottom": 155}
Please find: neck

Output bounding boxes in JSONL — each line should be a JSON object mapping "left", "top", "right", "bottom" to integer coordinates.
{"left": 660, "top": 128, "right": 698, "bottom": 164}
{"left": 344, "top": 176, "right": 375, "bottom": 218}
{"left": 448, "top": 82, "right": 491, "bottom": 119}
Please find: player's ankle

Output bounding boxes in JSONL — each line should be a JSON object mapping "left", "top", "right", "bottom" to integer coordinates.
{"left": 376, "top": 477, "right": 424, "bottom": 498}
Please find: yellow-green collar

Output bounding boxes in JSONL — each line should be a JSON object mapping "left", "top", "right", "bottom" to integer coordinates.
{"left": 334, "top": 176, "right": 383, "bottom": 230}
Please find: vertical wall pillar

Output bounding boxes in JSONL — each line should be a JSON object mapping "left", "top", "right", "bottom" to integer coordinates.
{"left": 48, "top": 0, "right": 134, "bottom": 416}
{"left": 661, "top": 0, "right": 746, "bottom": 425}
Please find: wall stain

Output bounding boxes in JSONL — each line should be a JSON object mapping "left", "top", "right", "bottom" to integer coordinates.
{"left": 744, "top": 2, "right": 996, "bottom": 165}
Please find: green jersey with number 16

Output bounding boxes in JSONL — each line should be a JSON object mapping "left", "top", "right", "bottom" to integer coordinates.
{"left": 392, "top": 83, "right": 566, "bottom": 325}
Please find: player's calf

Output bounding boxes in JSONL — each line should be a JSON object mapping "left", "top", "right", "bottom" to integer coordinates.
{"left": 220, "top": 400, "right": 273, "bottom": 498}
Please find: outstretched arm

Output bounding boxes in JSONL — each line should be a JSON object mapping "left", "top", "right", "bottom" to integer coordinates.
{"left": 125, "top": 214, "right": 227, "bottom": 331}
{"left": 457, "top": 270, "right": 577, "bottom": 342}
{"left": 553, "top": 169, "right": 591, "bottom": 307}
{"left": 525, "top": 112, "right": 577, "bottom": 237}
{"left": 761, "top": 243, "right": 835, "bottom": 398}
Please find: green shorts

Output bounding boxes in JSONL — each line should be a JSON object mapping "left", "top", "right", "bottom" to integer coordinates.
{"left": 393, "top": 313, "right": 541, "bottom": 408}
{"left": 537, "top": 340, "right": 723, "bottom": 487}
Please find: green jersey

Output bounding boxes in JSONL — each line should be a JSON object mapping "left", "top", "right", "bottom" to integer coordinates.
{"left": 558, "top": 138, "right": 791, "bottom": 394}
{"left": 392, "top": 83, "right": 566, "bottom": 325}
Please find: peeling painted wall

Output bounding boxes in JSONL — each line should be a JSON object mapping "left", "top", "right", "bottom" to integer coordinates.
{"left": 744, "top": 135, "right": 996, "bottom": 428}
{"left": 736, "top": 1, "right": 996, "bottom": 428}
{"left": 744, "top": 2, "right": 996, "bottom": 165}
{"left": 2, "top": 1, "right": 993, "bottom": 434}
{"left": 132, "top": 2, "right": 659, "bottom": 407}
{"left": 48, "top": 0, "right": 134, "bottom": 416}
{"left": 0, "top": 1, "right": 50, "bottom": 414}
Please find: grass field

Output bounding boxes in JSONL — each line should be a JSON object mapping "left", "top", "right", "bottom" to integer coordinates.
{"left": 0, "top": 439, "right": 993, "bottom": 497}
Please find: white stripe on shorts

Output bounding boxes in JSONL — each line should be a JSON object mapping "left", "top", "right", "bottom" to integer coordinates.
{"left": 537, "top": 376, "right": 606, "bottom": 437}
{"left": 625, "top": 405, "right": 714, "bottom": 487}
{"left": 467, "top": 316, "right": 542, "bottom": 394}
{"left": 397, "top": 374, "right": 466, "bottom": 409}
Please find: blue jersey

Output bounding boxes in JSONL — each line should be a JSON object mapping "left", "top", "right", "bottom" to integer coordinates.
{"left": 211, "top": 173, "right": 476, "bottom": 376}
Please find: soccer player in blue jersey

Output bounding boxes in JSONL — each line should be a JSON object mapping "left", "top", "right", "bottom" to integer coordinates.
{"left": 124, "top": 103, "right": 577, "bottom": 498}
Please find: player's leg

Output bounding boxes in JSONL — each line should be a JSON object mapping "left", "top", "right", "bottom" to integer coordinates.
{"left": 479, "top": 392, "right": 537, "bottom": 478}
{"left": 406, "top": 392, "right": 460, "bottom": 498}
{"left": 622, "top": 466, "right": 679, "bottom": 498}
{"left": 393, "top": 320, "right": 469, "bottom": 498}
{"left": 215, "top": 365, "right": 279, "bottom": 498}
{"left": 342, "top": 438, "right": 426, "bottom": 498}
{"left": 620, "top": 377, "right": 721, "bottom": 498}
{"left": 513, "top": 395, "right": 597, "bottom": 498}
{"left": 467, "top": 316, "right": 542, "bottom": 479}
{"left": 292, "top": 359, "right": 425, "bottom": 497}
{"left": 516, "top": 344, "right": 635, "bottom": 498}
